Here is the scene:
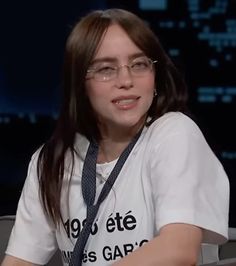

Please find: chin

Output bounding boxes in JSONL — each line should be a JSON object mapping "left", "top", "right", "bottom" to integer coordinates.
{"left": 114, "top": 115, "right": 146, "bottom": 129}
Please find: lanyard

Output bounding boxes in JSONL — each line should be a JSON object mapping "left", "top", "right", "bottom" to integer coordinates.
{"left": 69, "top": 129, "right": 142, "bottom": 266}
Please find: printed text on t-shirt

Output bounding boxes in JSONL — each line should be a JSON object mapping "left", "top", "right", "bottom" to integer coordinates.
{"left": 63, "top": 211, "right": 136, "bottom": 239}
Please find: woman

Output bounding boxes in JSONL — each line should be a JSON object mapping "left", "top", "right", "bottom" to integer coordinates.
{"left": 2, "top": 8, "right": 229, "bottom": 266}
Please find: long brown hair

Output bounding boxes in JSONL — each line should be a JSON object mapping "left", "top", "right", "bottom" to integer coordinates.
{"left": 37, "top": 8, "right": 188, "bottom": 226}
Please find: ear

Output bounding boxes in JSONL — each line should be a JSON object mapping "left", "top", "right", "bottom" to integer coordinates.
{"left": 153, "top": 89, "right": 157, "bottom": 97}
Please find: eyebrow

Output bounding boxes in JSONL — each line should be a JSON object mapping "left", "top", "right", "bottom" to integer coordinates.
{"left": 91, "top": 52, "right": 146, "bottom": 65}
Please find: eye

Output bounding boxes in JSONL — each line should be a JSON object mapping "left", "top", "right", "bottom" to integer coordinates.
{"left": 95, "top": 66, "right": 116, "bottom": 75}
{"left": 131, "top": 58, "right": 150, "bottom": 70}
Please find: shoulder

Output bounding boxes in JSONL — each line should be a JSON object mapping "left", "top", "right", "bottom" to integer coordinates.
{"left": 143, "top": 112, "right": 204, "bottom": 147}
{"left": 74, "top": 132, "right": 90, "bottom": 159}
{"left": 150, "top": 112, "right": 200, "bottom": 133}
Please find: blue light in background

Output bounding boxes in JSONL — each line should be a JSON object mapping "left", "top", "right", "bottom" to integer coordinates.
{"left": 222, "top": 152, "right": 236, "bottom": 160}
{"left": 169, "top": 48, "right": 180, "bottom": 56}
{"left": 209, "top": 59, "right": 219, "bottom": 67}
{"left": 139, "top": 0, "right": 167, "bottom": 10}
{"left": 197, "top": 86, "right": 236, "bottom": 103}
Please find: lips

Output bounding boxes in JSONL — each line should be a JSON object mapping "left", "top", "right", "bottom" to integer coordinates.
{"left": 114, "top": 98, "right": 137, "bottom": 105}
{"left": 112, "top": 96, "right": 140, "bottom": 109}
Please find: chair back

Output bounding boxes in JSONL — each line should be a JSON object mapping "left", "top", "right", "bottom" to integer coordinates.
{"left": 0, "top": 215, "right": 15, "bottom": 263}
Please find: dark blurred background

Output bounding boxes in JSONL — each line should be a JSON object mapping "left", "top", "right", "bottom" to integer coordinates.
{"left": 0, "top": 0, "right": 235, "bottom": 226}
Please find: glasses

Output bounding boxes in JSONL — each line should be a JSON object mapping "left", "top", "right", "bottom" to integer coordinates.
{"left": 86, "top": 56, "right": 157, "bottom": 82}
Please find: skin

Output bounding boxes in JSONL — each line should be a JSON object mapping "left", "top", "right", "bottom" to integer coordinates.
{"left": 85, "top": 24, "right": 155, "bottom": 163}
{"left": 1, "top": 257, "right": 38, "bottom": 266}
{"left": 1, "top": 24, "right": 202, "bottom": 266}
{"left": 113, "top": 223, "right": 202, "bottom": 266}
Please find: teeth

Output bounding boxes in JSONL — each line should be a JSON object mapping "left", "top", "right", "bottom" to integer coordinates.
{"left": 116, "top": 99, "right": 136, "bottom": 105}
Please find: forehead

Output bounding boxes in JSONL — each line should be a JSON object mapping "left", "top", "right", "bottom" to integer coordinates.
{"left": 93, "top": 24, "right": 143, "bottom": 60}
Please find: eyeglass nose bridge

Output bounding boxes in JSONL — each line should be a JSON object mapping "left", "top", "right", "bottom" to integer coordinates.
{"left": 117, "top": 64, "right": 131, "bottom": 70}
{"left": 114, "top": 64, "right": 133, "bottom": 78}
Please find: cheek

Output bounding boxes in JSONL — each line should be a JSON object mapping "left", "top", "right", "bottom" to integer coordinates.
{"left": 140, "top": 76, "right": 155, "bottom": 96}
{"left": 142, "top": 78, "right": 156, "bottom": 107}
{"left": 86, "top": 81, "right": 100, "bottom": 99}
{"left": 85, "top": 82, "right": 108, "bottom": 109}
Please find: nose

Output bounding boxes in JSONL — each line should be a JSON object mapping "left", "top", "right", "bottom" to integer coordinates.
{"left": 115, "top": 65, "right": 133, "bottom": 89}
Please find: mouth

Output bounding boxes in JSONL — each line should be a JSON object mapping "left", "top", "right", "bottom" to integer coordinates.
{"left": 112, "top": 96, "right": 140, "bottom": 109}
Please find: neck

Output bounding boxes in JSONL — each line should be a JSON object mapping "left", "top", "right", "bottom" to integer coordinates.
{"left": 98, "top": 139, "right": 130, "bottom": 163}
{"left": 97, "top": 121, "right": 144, "bottom": 164}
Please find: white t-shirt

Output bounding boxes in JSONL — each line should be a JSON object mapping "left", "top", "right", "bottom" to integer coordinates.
{"left": 6, "top": 112, "right": 229, "bottom": 265}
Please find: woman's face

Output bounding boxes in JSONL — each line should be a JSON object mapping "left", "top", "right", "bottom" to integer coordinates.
{"left": 85, "top": 24, "right": 155, "bottom": 136}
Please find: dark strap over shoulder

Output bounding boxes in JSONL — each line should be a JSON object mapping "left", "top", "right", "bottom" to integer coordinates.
{"left": 69, "top": 130, "right": 142, "bottom": 266}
